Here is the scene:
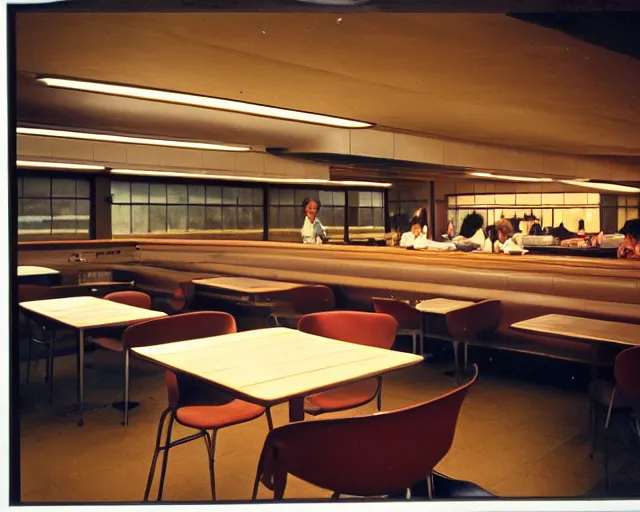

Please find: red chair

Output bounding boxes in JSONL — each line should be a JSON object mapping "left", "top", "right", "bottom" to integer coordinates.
{"left": 297, "top": 311, "right": 398, "bottom": 417}
{"left": 124, "top": 311, "right": 273, "bottom": 502}
{"left": 373, "top": 297, "right": 423, "bottom": 355}
{"left": 252, "top": 364, "right": 478, "bottom": 500}
{"left": 588, "top": 346, "right": 640, "bottom": 491}
{"left": 90, "top": 291, "right": 152, "bottom": 425}
{"left": 267, "top": 285, "right": 335, "bottom": 328}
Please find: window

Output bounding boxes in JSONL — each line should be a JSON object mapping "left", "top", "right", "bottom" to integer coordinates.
{"left": 18, "top": 175, "right": 91, "bottom": 239}
{"left": 388, "top": 188, "right": 429, "bottom": 234}
{"left": 268, "top": 187, "right": 346, "bottom": 242}
{"left": 111, "top": 180, "right": 264, "bottom": 239}
{"left": 347, "top": 190, "right": 385, "bottom": 241}
{"left": 446, "top": 192, "right": 604, "bottom": 235}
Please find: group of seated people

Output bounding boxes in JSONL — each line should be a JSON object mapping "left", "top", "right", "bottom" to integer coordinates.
{"left": 394, "top": 207, "right": 640, "bottom": 260}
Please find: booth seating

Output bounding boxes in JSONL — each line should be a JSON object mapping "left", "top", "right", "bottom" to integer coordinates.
{"left": 18, "top": 239, "right": 640, "bottom": 369}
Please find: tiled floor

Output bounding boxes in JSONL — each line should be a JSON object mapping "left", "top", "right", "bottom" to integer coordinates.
{"left": 17, "top": 335, "right": 640, "bottom": 503}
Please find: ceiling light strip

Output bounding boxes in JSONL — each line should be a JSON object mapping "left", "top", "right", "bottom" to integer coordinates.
{"left": 468, "top": 172, "right": 553, "bottom": 182}
{"left": 109, "top": 169, "right": 392, "bottom": 187}
{"left": 37, "top": 77, "right": 374, "bottom": 129}
{"left": 560, "top": 180, "right": 640, "bottom": 193}
{"left": 17, "top": 160, "right": 106, "bottom": 170}
{"left": 17, "top": 127, "right": 250, "bottom": 152}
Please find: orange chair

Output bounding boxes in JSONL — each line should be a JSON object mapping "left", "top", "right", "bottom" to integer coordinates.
{"left": 124, "top": 311, "right": 273, "bottom": 502}
{"left": 267, "top": 285, "right": 335, "bottom": 328}
{"left": 252, "top": 364, "right": 478, "bottom": 500}
{"left": 588, "top": 346, "right": 640, "bottom": 491}
{"left": 297, "top": 311, "right": 398, "bottom": 417}
{"left": 90, "top": 291, "right": 152, "bottom": 425}
{"left": 373, "top": 297, "right": 423, "bottom": 355}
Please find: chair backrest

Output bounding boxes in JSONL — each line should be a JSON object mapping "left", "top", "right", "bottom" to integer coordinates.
{"left": 258, "top": 365, "right": 479, "bottom": 499}
{"left": 297, "top": 311, "right": 398, "bottom": 349}
{"left": 18, "top": 284, "right": 56, "bottom": 303}
{"left": 615, "top": 346, "right": 640, "bottom": 400}
{"left": 289, "top": 285, "right": 336, "bottom": 315}
{"left": 104, "top": 290, "right": 152, "bottom": 310}
{"left": 445, "top": 300, "right": 502, "bottom": 342}
{"left": 372, "top": 297, "right": 421, "bottom": 330}
{"left": 124, "top": 311, "right": 237, "bottom": 408}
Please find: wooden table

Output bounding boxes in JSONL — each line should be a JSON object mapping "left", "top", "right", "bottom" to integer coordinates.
{"left": 132, "top": 327, "right": 423, "bottom": 422}
{"left": 193, "top": 276, "right": 305, "bottom": 305}
{"left": 415, "top": 298, "right": 475, "bottom": 315}
{"left": 19, "top": 296, "right": 167, "bottom": 426}
{"left": 18, "top": 265, "right": 61, "bottom": 286}
{"left": 512, "top": 314, "right": 639, "bottom": 347}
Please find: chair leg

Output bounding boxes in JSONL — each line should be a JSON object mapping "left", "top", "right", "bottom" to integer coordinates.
{"left": 412, "top": 333, "right": 417, "bottom": 355}
{"left": 47, "top": 330, "right": 56, "bottom": 404}
{"left": 463, "top": 343, "right": 468, "bottom": 372}
{"left": 123, "top": 349, "right": 130, "bottom": 426}
{"left": 265, "top": 408, "right": 274, "bottom": 431}
{"left": 26, "top": 323, "right": 34, "bottom": 384}
{"left": 603, "top": 387, "right": 616, "bottom": 493}
{"left": 426, "top": 473, "right": 434, "bottom": 499}
{"left": 251, "top": 451, "right": 265, "bottom": 500}
{"left": 156, "top": 412, "right": 176, "bottom": 501}
{"left": 376, "top": 377, "right": 383, "bottom": 412}
{"left": 589, "top": 399, "right": 599, "bottom": 458}
{"left": 452, "top": 341, "right": 460, "bottom": 385}
{"left": 203, "top": 430, "right": 218, "bottom": 501}
{"left": 143, "top": 407, "right": 171, "bottom": 502}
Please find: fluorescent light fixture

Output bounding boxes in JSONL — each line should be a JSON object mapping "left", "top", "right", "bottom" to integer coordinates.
{"left": 468, "top": 171, "right": 553, "bottom": 182}
{"left": 560, "top": 180, "right": 640, "bottom": 193}
{"left": 37, "top": 77, "right": 374, "bottom": 129}
{"left": 109, "top": 169, "right": 392, "bottom": 188}
{"left": 17, "top": 127, "right": 250, "bottom": 152}
{"left": 17, "top": 159, "right": 106, "bottom": 170}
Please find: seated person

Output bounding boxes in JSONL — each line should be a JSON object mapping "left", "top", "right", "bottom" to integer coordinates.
{"left": 400, "top": 209, "right": 456, "bottom": 251}
{"left": 493, "top": 218, "right": 517, "bottom": 253}
{"left": 452, "top": 212, "right": 492, "bottom": 252}
{"left": 618, "top": 218, "right": 640, "bottom": 260}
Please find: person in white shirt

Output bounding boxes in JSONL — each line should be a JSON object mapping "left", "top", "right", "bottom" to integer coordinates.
{"left": 452, "top": 212, "right": 492, "bottom": 252}
{"left": 300, "top": 197, "right": 328, "bottom": 245}
{"left": 399, "top": 210, "right": 456, "bottom": 251}
{"left": 400, "top": 221, "right": 425, "bottom": 248}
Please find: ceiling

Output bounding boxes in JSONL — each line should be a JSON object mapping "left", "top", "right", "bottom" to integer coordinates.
{"left": 14, "top": 11, "right": 640, "bottom": 169}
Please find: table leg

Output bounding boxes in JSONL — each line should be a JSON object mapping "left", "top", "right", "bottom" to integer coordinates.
{"left": 288, "top": 397, "right": 305, "bottom": 423}
{"left": 77, "top": 329, "right": 85, "bottom": 427}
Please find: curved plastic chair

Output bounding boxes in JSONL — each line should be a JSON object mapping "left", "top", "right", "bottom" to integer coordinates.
{"left": 20, "top": 284, "right": 59, "bottom": 402}
{"left": 90, "top": 291, "right": 153, "bottom": 425}
{"left": 124, "top": 311, "right": 273, "bottom": 502}
{"left": 297, "top": 311, "right": 398, "bottom": 416}
{"left": 444, "top": 300, "right": 501, "bottom": 383}
{"left": 589, "top": 346, "right": 640, "bottom": 491}
{"left": 373, "top": 297, "right": 423, "bottom": 354}
{"left": 267, "top": 285, "right": 335, "bottom": 328}
{"left": 252, "top": 364, "right": 479, "bottom": 500}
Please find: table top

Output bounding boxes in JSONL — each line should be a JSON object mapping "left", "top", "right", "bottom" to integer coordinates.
{"left": 192, "top": 276, "right": 304, "bottom": 294}
{"left": 511, "top": 314, "right": 639, "bottom": 346}
{"left": 19, "top": 296, "right": 167, "bottom": 330}
{"left": 415, "top": 298, "right": 475, "bottom": 314}
{"left": 132, "top": 327, "right": 423, "bottom": 405}
{"left": 17, "top": 265, "right": 60, "bottom": 277}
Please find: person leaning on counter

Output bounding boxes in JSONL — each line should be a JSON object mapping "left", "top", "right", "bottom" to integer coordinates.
{"left": 618, "top": 218, "right": 640, "bottom": 260}
{"left": 300, "top": 197, "right": 328, "bottom": 245}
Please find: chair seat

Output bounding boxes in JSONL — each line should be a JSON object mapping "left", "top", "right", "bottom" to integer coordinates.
{"left": 305, "top": 379, "right": 379, "bottom": 415}
{"left": 175, "top": 399, "right": 266, "bottom": 429}
{"left": 589, "top": 379, "right": 637, "bottom": 409}
{"left": 91, "top": 336, "right": 125, "bottom": 352}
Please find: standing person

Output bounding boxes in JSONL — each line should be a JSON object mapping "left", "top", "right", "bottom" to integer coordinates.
{"left": 618, "top": 218, "right": 640, "bottom": 260}
{"left": 300, "top": 197, "right": 328, "bottom": 244}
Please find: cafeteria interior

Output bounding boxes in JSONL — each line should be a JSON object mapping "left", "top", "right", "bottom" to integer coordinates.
{"left": 10, "top": 2, "right": 640, "bottom": 505}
